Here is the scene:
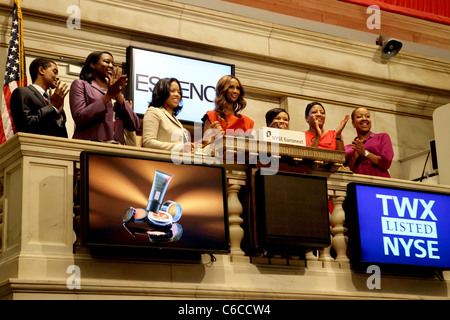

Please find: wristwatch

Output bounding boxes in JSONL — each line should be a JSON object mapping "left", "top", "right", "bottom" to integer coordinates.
{"left": 364, "top": 150, "right": 369, "bottom": 157}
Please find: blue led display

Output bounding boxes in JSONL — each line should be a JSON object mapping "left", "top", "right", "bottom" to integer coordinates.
{"left": 350, "top": 184, "right": 450, "bottom": 268}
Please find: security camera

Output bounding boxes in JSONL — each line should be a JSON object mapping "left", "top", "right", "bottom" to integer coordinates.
{"left": 376, "top": 34, "right": 403, "bottom": 58}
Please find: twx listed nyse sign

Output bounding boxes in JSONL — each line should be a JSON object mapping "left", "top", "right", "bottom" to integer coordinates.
{"left": 356, "top": 185, "right": 450, "bottom": 268}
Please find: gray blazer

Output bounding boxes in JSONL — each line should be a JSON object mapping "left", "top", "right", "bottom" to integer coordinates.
{"left": 10, "top": 85, "right": 68, "bottom": 138}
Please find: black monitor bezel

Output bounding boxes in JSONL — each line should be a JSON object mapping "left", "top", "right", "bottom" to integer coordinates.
{"left": 254, "top": 169, "right": 331, "bottom": 252}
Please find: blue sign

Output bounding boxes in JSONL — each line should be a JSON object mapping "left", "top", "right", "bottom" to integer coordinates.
{"left": 353, "top": 184, "right": 450, "bottom": 268}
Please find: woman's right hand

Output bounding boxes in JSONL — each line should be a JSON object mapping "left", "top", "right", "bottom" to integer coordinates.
{"left": 210, "top": 121, "right": 225, "bottom": 137}
{"left": 106, "top": 67, "right": 127, "bottom": 101}
{"left": 312, "top": 115, "right": 324, "bottom": 138}
{"left": 203, "top": 120, "right": 225, "bottom": 145}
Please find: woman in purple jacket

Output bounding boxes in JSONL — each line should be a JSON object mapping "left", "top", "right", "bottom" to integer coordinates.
{"left": 70, "top": 51, "right": 140, "bottom": 144}
{"left": 345, "top": 107, "right": 394, "bottom": 178}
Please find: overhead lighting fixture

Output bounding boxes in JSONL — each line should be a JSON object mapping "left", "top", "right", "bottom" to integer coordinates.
{"left": 376, "top": 34, "right": 403, "bottom": 58}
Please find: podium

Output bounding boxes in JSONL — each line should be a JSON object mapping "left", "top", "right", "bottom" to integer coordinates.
{"left": 202, "top": 135, "right": 346, "bottom": 172}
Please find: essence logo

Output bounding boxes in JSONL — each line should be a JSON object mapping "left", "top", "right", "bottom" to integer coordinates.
{"left": 135, "top": 74, "right": 216, "bottom": 103}
{"left": 376, "top": 194, "right": 440, "bottom": 260}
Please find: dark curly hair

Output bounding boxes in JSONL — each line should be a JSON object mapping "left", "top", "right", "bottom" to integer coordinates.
{"left": 149, "top": 77, "right": 183, "bottom": 116}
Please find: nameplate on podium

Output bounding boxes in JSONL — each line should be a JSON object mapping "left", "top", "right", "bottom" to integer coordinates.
{"left": 260, "top": 127, "right": 306, "bottom": 147}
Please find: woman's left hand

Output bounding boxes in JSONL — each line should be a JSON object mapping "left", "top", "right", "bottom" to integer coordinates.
{"left": 336, "top": 114, "right": 350, "bottom": 136}
{"left": 351, "top": 138, "right": 365, "bottom": 156}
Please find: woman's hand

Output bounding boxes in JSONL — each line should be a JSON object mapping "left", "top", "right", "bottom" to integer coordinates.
{"left": 210, "top": 121, "right": 225, "bottom": 137}
{"left": 351, "top": 138, "right": 366, "bottom": 156}
{"left": 311, "top": 115, "right": 324, "bottom": 138}
{"left": 203, "top": 120, "right": 225, "bottom": 146}
{"left": 183, "top": 142, "right": 195, "bottom": 153}
{"left": 105, "top": 67, "right": 127, "bottom": 104}
{"left": 336, "top": 114, "right": 350, "bottom": 136}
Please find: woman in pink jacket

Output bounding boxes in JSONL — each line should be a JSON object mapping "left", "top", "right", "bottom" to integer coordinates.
{"left": 70, "top": 51, "right": 140, "bottom": 144}
{"left": 345, "top": 107, "right": 394, "bottom": 177}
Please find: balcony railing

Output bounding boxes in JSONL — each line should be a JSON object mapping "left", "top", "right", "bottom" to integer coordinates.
{"left": 1, "top": 133, "right": 449, "bottom": 300}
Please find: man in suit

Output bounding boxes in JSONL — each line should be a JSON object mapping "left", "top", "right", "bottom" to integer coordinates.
{"left": 11, "top": 57, "right": 69, "bottom": 138}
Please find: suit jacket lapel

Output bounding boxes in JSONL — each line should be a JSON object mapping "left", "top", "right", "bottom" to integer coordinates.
{"left": 28, "top": 85, "right": 47, "bottom": 106}
{"left": 91, "top": 80, "right": 106, "bottom": 95}
{"left": 162, "top": 108, "right": 183, "bottom": 128}
{"left": 28, "top": 84, "right": 66, "bottom": 120}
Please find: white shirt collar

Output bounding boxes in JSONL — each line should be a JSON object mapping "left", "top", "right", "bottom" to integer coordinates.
{"left": 30, "top": 84, "right": 47, "bottom": 97}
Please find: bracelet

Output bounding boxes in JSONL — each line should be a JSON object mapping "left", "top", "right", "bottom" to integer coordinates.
{"left": 335, "top": 137, "right": 342, "bottom": 141}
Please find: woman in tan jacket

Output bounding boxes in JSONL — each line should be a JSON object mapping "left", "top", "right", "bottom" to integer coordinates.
{"left": 142, "top": 77, "right": 193, "bottom": 152}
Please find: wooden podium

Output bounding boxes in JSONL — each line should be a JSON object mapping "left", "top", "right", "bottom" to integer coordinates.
{"left": 202, "top": 135, "right": 346, "bottom": 172}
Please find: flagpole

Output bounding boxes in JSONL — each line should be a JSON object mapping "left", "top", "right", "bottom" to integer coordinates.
{"left": 14, "top": 0, "right": 25, "bottom": 87}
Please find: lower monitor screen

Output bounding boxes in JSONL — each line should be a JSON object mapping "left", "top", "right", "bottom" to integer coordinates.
{"left": 255, "top": 169, "right": 330, "bottom": 251}
{"left": 346, "top": 182, "right": 450, "bottom": 269}
{"left": 80, "top": 151, "right": 229, "bottom": 255}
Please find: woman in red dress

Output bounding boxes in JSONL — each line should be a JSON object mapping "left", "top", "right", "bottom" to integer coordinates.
{"left": 202, "top": 75, "right": 254, "bottom": 144}
{"left": 304, "top": 101, "right": 349, "bottom": 151}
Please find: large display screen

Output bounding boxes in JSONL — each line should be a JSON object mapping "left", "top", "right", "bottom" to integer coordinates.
{"left": 346, "top": 182, "right": 450, "bottom": 270}
{"left": 80, "top": 151, "right": 230, "bottom": 257}
{"left": 126, "top": 46, "right": 234, "bottom": 123}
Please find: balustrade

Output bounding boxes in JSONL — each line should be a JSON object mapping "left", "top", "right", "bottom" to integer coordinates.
{"left": 1, "top": 133, "right": 450, "bottom": 299}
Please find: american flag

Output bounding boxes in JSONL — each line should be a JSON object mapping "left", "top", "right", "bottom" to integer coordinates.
{"left": 0, "top": 0, "right": 27, "bottom": 144}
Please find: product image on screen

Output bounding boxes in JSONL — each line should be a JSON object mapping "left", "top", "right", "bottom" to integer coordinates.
{"left": 127, "top": 46, "right": 234, "bottom": 123}
{"left": 346, "top": 182, "right": 450, "bottom": 270}
{"left": 122, "top": 170, "right": 185, "bottom": 243}
{"left": 80, "top": 152, "right": 229, "bottom": 256}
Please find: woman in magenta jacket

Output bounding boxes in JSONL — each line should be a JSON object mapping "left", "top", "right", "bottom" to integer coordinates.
{"left": 345, "top": 107, "right": 394, "bottom": 177}
{"left": 70, "top": 51, "right": 140, "bottom": 144}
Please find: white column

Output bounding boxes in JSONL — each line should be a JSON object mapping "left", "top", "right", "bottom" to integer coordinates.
{"left": 330, "top": 195, "right": 349, "bottom": 263}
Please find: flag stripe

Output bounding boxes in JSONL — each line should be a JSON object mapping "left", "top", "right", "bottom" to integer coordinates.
{"left": 1, "top": 0, "right": 27, "bottom": 145}
{"left": 2, "top": 82, "right": 18, "bottom": 140}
